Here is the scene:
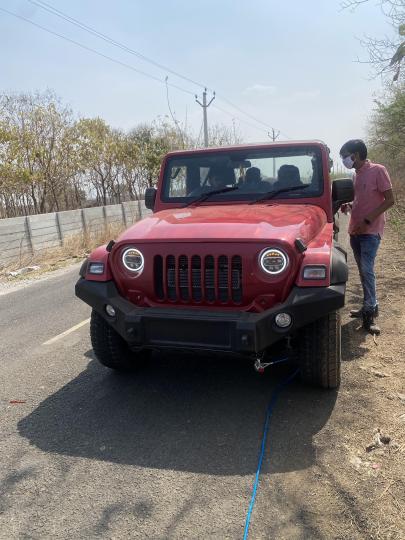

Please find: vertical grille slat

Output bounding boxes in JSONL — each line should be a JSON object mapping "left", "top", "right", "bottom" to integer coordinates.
{"left": 154, "top": 255, "right": 164, "bottom": 300}
{"left": 218, "top": 255, "right": 229, "bottom": 303}
{"left": 155, "top": 253, "right": 242, "bottom": 304}
{"left": 167, "top": 255, "right": 176, "bottom": 301}
{"left": 205, "top": 255, "right": 215, "bottom": 302}
{"left": 179, "top": 255, "right": 189, "bottom": 301}
{"left": 192, "top": 255, "right": 202, "bottom": 302}
{"left": 231, "top": 255, "right": 243, "bottom": 303}
{"left": 200, "top": 255, "right": 205, "bottom": 302}
{"left": 162, "top": 255, "right": 168, "bottom": 300}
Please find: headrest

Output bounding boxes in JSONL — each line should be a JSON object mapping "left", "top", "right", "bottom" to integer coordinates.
{"left": 277, "top": 164, "right": 301, "bottom": 184}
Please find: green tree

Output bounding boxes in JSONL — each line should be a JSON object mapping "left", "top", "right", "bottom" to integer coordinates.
{"left": 368, "top": 84, "right": 405, "bottom": 181}
{"left": 76, "top": 117, "right": 123, "bottom": 205}
{"left": 0, "top": 90, "right": 79, "bottom": 215}
{"left": 342, "top": 0, "right": 405, "bottom": 82}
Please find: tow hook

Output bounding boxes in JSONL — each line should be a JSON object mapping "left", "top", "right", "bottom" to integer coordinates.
{"left": 254, "top": 354, "right": 290, "bottom": 374}
{"left": 254, "top": 354, "right": 272, "bottom": 374}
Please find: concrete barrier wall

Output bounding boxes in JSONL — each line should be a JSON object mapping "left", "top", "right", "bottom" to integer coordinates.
{"left": 0, "top": 200, "right": 150, "bottom": 266}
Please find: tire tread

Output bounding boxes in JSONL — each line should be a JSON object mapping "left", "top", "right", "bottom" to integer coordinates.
{"left": 300, "top": 311, "right": 341, "bottom": 389}
{"left": 90, "top": 310, "right": 148, "bottom": 370}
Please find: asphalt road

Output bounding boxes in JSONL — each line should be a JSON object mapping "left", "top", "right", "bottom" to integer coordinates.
{"left": 0, "top": 254, "right": 344, "bottom": 539}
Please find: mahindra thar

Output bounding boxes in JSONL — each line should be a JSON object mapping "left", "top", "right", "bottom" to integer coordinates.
{"left": 75, "top": 141, "right": 353, "bottom": 389}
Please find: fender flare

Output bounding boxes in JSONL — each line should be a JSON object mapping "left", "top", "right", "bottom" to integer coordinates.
{"left": 330, "top": 243, "right": 348, "bottom": 284}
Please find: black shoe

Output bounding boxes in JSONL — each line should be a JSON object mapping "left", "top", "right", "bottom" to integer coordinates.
{"left": 362, "top": 311, "right": 381, "bottom": 335}
{"left": 350, "top": 305, "right": 379, "bottom": 318}
{"left": 350, "top": 308, "right": 363, "bottom": 318}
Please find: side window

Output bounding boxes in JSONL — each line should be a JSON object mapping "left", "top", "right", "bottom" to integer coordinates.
{"left": 168, "top": 166, "right": 187, "bottom": 197}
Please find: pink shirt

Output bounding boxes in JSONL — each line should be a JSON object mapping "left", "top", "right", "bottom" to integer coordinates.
{"left": 349, "top": 161, "right": 392, "bottom": 236}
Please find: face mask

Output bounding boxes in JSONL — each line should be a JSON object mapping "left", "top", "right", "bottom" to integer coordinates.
{"left": 342, "top": 155, "right": 354, "bottom": 169}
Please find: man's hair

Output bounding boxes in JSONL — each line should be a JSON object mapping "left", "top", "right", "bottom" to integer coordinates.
{"left": 339, "top": 139, "right": 367, "bottom": 160}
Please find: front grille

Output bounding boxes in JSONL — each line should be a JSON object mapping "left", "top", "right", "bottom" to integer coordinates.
{"left": 154, "top": 254, "right": 243, "bottom": 304}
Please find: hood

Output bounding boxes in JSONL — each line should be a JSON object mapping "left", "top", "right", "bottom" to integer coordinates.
{"left": 117, "top": 204, "right": 328, "bottom": 246}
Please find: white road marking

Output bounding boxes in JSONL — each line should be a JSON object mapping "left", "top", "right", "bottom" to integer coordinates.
{"left": 43, "top": 318, "right": 90, "bottom": 345}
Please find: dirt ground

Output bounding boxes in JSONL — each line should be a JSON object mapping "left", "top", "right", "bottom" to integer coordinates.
{"left": 294, "top": 223, "right": 405, "bottom": 540}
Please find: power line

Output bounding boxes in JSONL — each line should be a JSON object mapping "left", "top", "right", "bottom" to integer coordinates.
{"left": 216, "top": 94, "right": 290, "bottom": 138}
{"left": 165, "top": 77, "right": 186, "bottom": 148}
{"left": 212, "top": 104, "right": 268, "bottom": 135}
{"left": 3, "top": 5, "right": 290, "bottom": 140}
{"left": 0, "top": 7, "right": 195, "bottom": 97}
{"left": 26, "top": 0, "right": 291, "bottom": 137}
{"left": 1, "top": 7, "right": 265, "bottom": 137}
{"left": 27, "top": 0, "right": 208, "bottom": 92}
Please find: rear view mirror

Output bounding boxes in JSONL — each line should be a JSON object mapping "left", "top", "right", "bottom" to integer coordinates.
{"left": 332, "top": 178, "right": 354, "bottom": 214}
{"left": 231, "top": 160, "right": 252, "bottom": 169}
{"left": 145, "top": 187, "right": 157, "bottom": 211}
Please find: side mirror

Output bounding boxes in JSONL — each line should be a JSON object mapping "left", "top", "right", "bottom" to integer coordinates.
{"left": 145, "top": 187, "right": 157, "bottom": 211}
{"left": 332, "top": 178, "right": 354, "bottom": 214}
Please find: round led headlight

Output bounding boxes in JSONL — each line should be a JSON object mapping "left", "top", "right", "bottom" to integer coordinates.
{"left": 122, "top": 247, "right": 144, "bottom": 273}
{"left": 260, "top": 248, "right": 288, "bottom": 275}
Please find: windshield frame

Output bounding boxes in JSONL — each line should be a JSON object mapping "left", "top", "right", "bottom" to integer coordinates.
{"left": 160, "top": 145, "right": 325, "bottom": 204}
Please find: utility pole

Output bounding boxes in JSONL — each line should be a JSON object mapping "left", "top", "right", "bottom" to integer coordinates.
{"left": 195, "top": 89, "right": 215, "bottom": 147}
{"left": 268, "top": 128, "right": 280, "bottom": 178}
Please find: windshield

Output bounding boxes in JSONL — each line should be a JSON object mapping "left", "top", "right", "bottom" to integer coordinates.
{"left": 162, "top": 146, "right": 324, "bottom": 203}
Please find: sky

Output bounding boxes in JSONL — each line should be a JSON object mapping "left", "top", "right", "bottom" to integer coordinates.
{"left": 0, "top": 0, "right": 395, "bottom": 166}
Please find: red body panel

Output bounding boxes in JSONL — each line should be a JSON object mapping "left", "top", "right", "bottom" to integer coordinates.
{"left": 85, "top": 141, "right": 336, "bottom": 312}
{"left": 116, "top": 204, "right": 327, "bottom": 245}
{"left": 109, "top": 204, "right": 328, "bottom": 311}
{"left": 295, "top": 222, "right": 333, "bottom": 287}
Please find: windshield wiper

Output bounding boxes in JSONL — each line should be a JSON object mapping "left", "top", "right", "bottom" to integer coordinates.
{"left": 249, "top": 184, "right": 311, "bottom": 204}
{"left": 183, "top": 186, "right": 239, "bottom": 207}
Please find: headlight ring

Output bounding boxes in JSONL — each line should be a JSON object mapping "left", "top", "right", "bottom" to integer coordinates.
{"left": 259, "top": 248, "right": 288, "bottom": 275}
{"left": 122, "top": 247, "right": 144, "bottom": 273}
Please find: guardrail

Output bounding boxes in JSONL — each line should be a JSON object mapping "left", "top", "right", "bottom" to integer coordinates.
{"left": 0, "top": 200, "right": 150, "bottom": 266}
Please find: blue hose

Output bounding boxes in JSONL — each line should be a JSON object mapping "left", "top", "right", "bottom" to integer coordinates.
{"left": 243, "top": 368, "right": 299, "bottom": 539}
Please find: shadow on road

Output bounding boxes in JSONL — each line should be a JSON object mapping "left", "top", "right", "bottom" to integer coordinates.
{"left": 341, "top": 318, "right": 371, "bottom": 362}
{"left": 18, "top": 352, "right": 337, "bottom": 476}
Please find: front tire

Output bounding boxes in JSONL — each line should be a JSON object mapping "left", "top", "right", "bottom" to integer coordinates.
{"left": 90, "top": 310, "right": 150, "bottom": 371}
{"left": 299, "top": 310, "right": 341, "bottom": 389}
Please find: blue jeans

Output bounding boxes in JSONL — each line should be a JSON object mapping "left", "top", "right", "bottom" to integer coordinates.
{"left": 350, "top": 234, "right": 381, "bottom": 312}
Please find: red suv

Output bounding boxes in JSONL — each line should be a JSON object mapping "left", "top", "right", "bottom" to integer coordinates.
{"left": 76, "top": 141, "right": 353, "bottom": 388}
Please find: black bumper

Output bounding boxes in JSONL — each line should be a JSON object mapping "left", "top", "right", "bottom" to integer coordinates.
{"left": 75, "top": 279, "right": 345, "bottom": 354}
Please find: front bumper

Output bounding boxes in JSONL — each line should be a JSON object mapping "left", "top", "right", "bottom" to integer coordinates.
{"left": 75, "top": 279, "right": 345, "bottom": 354}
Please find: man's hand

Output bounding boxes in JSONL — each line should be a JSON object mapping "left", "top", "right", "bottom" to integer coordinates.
{"left": 351, "top": 221, "right": 368, "bottom": 235}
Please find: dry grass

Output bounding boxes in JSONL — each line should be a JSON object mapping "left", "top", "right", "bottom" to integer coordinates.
{"left": 0, "top": 222, "right": 125, "bottom": 280}
{"left": 390, "top": 182, "right": 405, "bottom": 244}
{"left": 390, "top": 202, "right": 405, "bottom": 242}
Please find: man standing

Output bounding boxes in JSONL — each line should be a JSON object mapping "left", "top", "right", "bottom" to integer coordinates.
{"left": 340, "top": 139, "right": 395, "bottom": 335}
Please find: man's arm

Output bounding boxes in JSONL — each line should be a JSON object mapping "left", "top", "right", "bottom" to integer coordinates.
{"left": 351, "top": 189, "right": 395, "bottom": 235}
{"left": 365, "top": 188, "right": 395, "bottom": 222}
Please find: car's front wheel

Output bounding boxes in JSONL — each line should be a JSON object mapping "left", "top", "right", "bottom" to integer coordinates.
{"left": 299, "top": 310, "right": 341, "bottom": 389}
{"left": 90, "top": 310, "right": 150, "bottom": 370}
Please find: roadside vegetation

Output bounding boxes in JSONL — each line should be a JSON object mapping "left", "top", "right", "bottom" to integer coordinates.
{"left": 368, "top": 84, "right": 405, "bottom": 241}
{"left": 0, "top": 90, "right": 240, "bottom": 219}
{"left": 342, "top": 1, "right": 405, "bottom": 241}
